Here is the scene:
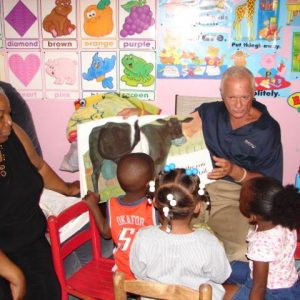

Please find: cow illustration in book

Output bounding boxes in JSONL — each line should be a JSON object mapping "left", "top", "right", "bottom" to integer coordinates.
{"left": 89, "top": 120, "right": 140, "bottom": 194}
{"left": 141, "top": 117, "right": 193, "bottom": 170}
{"left": 88, "top": 117, "right": 193, "bottom": 194}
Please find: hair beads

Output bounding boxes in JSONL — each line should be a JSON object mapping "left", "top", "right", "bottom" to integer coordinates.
{"left": 147, "top": 180, "right": 155, "bottom": 204}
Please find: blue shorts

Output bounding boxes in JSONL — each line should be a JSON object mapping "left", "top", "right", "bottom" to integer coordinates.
{"left": 227, "top": 260, "right": 300, "bottom": 300}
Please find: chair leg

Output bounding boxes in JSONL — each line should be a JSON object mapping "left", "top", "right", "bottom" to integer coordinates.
{"left": 62, "top": 290, "right": 69, "bottom": 300}
{"left": 113, "top": 272, "right": 127, "bottom": 300}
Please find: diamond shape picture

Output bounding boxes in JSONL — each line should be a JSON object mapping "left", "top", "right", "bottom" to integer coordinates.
{"left": 5, "top": 1, "right": 37, "bottom": 37}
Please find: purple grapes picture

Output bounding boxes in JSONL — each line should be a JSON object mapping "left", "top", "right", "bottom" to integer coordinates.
{"left": 120, "top": 0, "right": 155, "bottom": 37}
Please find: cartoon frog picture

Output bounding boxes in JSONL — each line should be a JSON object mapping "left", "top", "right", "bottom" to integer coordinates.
{"left": 121, "top": 54, "right": 154, "bottom": 87}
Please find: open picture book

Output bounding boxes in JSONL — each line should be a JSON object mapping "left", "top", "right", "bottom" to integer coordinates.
{"left": 77, "top": 114, "right": 214, "bottom": 202}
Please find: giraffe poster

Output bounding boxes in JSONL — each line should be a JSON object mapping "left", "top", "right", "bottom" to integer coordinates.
{"left": 157, "top": 0, "right": 300, "bottom": 98}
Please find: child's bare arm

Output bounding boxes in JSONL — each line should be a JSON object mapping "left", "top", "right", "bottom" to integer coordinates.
{"left": 249, "top": 260, "right": 268, "bottom": 300}
{"left": 0, "top": 250, "right": 26, "bottom": 300}
{"left": 83, "top": 192, "right": 111, "bottom": 239}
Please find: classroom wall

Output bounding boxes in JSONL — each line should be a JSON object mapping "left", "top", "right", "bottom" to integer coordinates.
{"left": 28, "top": 77, "right": 300, "bottom": 186}
{"left": 1, "top": 0, "right": 299, "bottom": 185}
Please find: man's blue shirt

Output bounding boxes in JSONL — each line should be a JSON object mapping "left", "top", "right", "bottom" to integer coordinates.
{"left": 197, "top": 100, "right": 283, "bottom": 182}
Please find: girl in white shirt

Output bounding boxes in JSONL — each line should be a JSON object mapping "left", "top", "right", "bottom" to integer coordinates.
{"left": 130, "top": 166, "right": 232, "bottom": 300}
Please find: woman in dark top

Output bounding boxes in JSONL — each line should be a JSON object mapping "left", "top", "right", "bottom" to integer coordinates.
{"left": 0, "top": 88, "right": 80, "bottom": 299}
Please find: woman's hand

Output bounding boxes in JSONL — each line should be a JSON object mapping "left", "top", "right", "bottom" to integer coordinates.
{"left": 65, "top": 181, "right": 80, "bottom": 196}
{"left": 9, "top": 269, "right": 26, "bottom": 300}
{"left": 0, "top": 250, "right": 26, "bottom": 300}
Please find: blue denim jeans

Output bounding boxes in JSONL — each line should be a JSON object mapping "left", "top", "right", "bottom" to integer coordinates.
{"left": 228, "top": 260, "right": 300, "bottom": 299}
{"left": 226, "top": 260, "right": 250, "bottom": 285}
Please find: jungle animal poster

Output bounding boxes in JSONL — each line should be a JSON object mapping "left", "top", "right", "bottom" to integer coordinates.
{"left": 158, "top": 0, "right": 300, "bottom": 99}
{"left": 0, "top": 0, "right": 156, "bottom": 101}
{"left": 77, "top": 114, "right": 214, "bottom": 202}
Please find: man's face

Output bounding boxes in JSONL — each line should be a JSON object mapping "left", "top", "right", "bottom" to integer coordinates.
{"left": 220, "top": 77, "right": 255, "bottom": 121}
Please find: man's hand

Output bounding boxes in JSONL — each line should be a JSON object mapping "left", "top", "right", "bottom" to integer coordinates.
{"left": 181, "top": 111, "right": 202, "bottom": 138}
{"left": 208, "top": 156, "right": 233, "bottom": 179}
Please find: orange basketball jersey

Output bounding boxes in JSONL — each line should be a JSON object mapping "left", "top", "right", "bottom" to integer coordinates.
{"left": 108, "top": 196, "right": 157, "bottom": 279}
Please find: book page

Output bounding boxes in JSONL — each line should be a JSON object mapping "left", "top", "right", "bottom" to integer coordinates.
{"left": 40, "top": 189, "right": 88, "bottom": 243}
{"left": 77, "top": 114, "right": 213, "bottom": 202}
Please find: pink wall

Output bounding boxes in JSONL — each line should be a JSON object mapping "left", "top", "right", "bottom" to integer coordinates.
{"left": 28, "top": 78, "right": 300, "bottom": 185}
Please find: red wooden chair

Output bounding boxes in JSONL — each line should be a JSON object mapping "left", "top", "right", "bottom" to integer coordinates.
{"left": 295, "top": 229, "right": 300, "bottom": 259}
{"left": 47, "top": 200, "right": 114, "bottom": 300}
{"left": 295, "top": 242, "right": 300, "bottom": 259}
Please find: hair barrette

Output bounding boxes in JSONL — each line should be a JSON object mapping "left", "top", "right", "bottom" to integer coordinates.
{"left": 163, "top": 206, "right": 169, "bottom": 217}
{"left": 198, "top": 182, "right": 206, "bottom": 196}
{"left": 166, "top": 193, "right": 177, "bottom": 207}
{"left": 149, "top": 180, "right": 155, "bottom": 192}
{"left": 164, "top": 163, "right": 175, "bottom": 172}
{"left": 185, "top": 168, "right": 199, "bottom": 176}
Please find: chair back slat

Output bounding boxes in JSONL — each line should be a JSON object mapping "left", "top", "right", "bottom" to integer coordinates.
{"left": 175, "top": 95, "right": 220, "bottom": 116}
{"left": 113, "top": 272, "right": 212, "bottom": 300}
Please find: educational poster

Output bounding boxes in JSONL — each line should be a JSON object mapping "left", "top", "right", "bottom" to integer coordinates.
{"left": 292, "top": 32, "right": 300, "bottom": 73}
{"left": 119, "top": 0, "right": 156, "bottom": 44}
{"left": 44, "top": 51, "right": 80, "bottom": 100}
{"left": 7, "top": 51, "right": 43, "bottom": 99}
{"left": 3, "top": 0, "right": 39, "bottom": 41}
{"left": 158, "top": 0, "right": 231, "bottom": 79}
{"left": 80, "top": 0, "right": 117, "bottom": 48}
{"left": 0, "top": 0, "right": 157, "bottom": 101}
{"left": 119, "top": 50, "right": 156, "bottom": 99}
{"left": 81, "top": 50, "right": 118, "bottom": 92}
{"left": 157, "top": 0, "right": 300, "bottom": 98}
{"left": 0, "top": 54, "right": 4, "bottom": 80}
{"left": 41, "top": 0, "right": 77, "bottom": 43}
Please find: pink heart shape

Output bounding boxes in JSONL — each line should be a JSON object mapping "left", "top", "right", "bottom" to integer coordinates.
{"left": 8, "top": 54, "right": 40, "bottom": 86}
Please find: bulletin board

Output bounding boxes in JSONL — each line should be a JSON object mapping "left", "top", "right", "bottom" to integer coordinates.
{"left": 0, "top": 0, "right": 299, "bottom": 109}
{"left": 0, "top": 0, "right": 157, "bottom": 101}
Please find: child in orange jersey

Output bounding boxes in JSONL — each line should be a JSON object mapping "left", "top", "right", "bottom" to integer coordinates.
{"left": 84, "top": 153, "right": 158, "bottom": 279}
